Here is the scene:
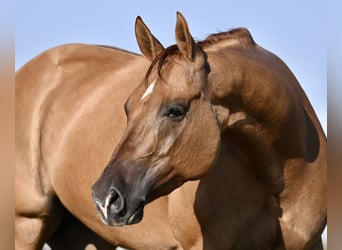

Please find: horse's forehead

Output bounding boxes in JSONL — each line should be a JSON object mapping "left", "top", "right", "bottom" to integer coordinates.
{"left": 162, "top": 61, "right": 196, "bottom": 87}
{"left": 137, "top": 57, "right": 202, "bottom": 104}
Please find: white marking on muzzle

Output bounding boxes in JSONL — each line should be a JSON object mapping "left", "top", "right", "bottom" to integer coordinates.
{"left": 98, "top": 195, "right": 112, "bottom": 221}
{"left": 141, "top": 80, "right": 156, "bottom": 101}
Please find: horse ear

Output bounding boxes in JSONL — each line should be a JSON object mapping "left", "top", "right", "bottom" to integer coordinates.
{"left": 175, "top": 12, "right": 197, "bottom": 61}
{"left": 135, "top": 16, "right": 164, "bottom": 61}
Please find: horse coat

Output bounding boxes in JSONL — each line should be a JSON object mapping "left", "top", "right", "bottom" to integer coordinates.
{"left": 15, "top": 12, "right": 326, "bottom": 250}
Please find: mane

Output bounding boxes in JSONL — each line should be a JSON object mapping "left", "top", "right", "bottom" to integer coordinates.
{"left": 144, "top": 28, "right": 255, "bottom": 84}
{"left": 198, "top": 28, "right": 256, "bottom": 48}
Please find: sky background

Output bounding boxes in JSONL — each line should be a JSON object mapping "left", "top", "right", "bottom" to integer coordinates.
{"left": 15, "top": 0, "right": 327, "bottom": 245}
{"left": 16, "top": 0, "right": 326, "bottom": 134}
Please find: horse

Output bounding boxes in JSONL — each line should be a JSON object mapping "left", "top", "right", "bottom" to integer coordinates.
{"left": 15, "top": 12, "right": 326, "bottom": 249}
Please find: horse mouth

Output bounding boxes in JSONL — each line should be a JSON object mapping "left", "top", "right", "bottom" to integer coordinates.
{"left": 126, "top": 204, "right": 144, "bottom": 225}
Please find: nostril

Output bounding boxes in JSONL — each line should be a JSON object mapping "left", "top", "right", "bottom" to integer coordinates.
{"left": 108, "top": 191, "right": 120, "bottom": 211}
{"left": 92, "top": 186, "right": 126, "bottom": 222}
{"left": 108, "top": 188, "right": 125, "bottom": 215}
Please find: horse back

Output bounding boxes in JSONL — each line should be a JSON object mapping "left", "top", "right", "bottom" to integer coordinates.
{"left": 17, "top": 44, "right": 138, "bottom": 156}
{"left": 15, "top": 43, "right": 147, "bottom": 212}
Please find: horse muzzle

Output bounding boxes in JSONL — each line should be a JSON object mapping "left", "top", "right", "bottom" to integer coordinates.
{"left": 92, "top": 180, "right": 147, "bottom": 226}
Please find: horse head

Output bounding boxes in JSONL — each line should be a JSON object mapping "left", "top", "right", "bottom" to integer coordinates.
{"left": 92, "top": 12, "right": 222, "bottom": 226}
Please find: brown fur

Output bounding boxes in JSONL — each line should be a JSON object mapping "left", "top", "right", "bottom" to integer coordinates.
{"left": 16, "top": 12, "right": 326, "bottom": 249}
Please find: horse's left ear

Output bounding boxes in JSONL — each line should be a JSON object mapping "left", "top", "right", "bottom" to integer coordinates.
{"left": 135, "top": 16, "right": 164, "bottom": 61}
{"left": 175, "top": 12, "right": 198, "bottom": 61}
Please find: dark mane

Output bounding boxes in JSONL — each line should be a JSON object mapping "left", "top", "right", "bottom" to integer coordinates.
{"left": 144, "top": 28, "right": 255, "bottom": 84}
{"left": 198, "top": 28, "right": 255, "bottom": 48}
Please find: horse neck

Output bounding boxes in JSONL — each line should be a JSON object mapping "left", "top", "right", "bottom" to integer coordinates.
{"left": 206, "top": 45, "right": 303, "bottom": 126}
{"left": 193, "top": 138, "right": 278, "bottom": 222}
{"left": 206, "top": 46, "right": 307, "bottom": 194}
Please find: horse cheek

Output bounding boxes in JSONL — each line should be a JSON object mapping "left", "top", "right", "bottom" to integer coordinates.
{"left": 180, "top": 102, "right": 221, "bottom": 180}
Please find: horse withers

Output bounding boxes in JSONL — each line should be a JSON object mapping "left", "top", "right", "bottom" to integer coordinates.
{"left": 16, "top": 12, "right": 326, "bottom": 249}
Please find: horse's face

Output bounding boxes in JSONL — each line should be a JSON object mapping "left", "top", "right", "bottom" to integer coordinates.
{"left": 92, "top": 13, "right": 220, "bottom": 226}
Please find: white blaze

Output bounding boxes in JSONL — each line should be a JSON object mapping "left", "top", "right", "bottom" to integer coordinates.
{"left": 141, "top": 80, "right": 156, "bottom": 101}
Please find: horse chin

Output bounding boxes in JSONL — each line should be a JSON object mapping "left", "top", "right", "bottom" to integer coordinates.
{"left": 126, "top": 205, "right": 144, "bottom": 225}
{"left": 97, "top": 202, "right": 145, "bottom": 227}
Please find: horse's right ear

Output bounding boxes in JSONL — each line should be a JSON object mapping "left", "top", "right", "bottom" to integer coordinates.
{"left": 135, "top": 16, "right": 164, "bottom": 61}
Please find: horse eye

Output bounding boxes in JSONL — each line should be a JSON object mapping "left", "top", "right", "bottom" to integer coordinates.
{"left": 166, "top": 105, "right": 187, "bottom": 121}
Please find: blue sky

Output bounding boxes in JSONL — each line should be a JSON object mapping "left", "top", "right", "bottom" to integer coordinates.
{"left": 16, "top": 0, "right": 326, "bottom": 132}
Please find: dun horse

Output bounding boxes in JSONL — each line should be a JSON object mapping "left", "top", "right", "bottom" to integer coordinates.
{"left": 15, "top": 12, "right": 326, "bottom": 249}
